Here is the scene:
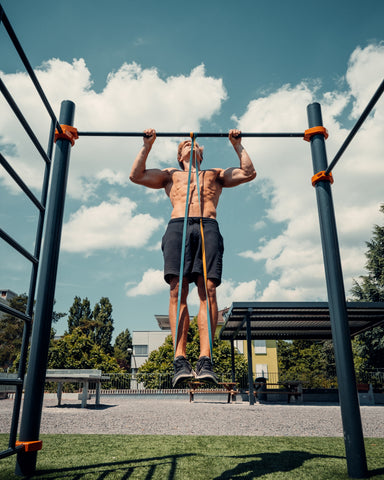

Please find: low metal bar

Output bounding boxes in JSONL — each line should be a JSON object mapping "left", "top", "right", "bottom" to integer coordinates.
{"left": 0, "top": 79, "right": 52, "bottom": 164}
{"left": 325, "top": 78, "right": 384, "bottom": 175}
{"left": 0, "top": 378, "right": 23, "bottom": 386}
{"left": 77, "top": 131, "right": 305, "bottom": 138}
{"left": 0, "top": 153, "right": 44, "bottom": 211}
{"left": 0, "top": 6, "right": 61, "bottom": 132}
{"left": 0, "top": 303, "right": 32, "bottom": 323}
{"left": 0, "top": 228, "right": 38, "bottom": 264}
{"left": 0, "top": 446, "right": 24, "bottom": 461}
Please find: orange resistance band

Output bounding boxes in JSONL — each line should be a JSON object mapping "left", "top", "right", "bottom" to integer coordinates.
{"left": 195, "top": 151, "right": 213, "bottom": 358}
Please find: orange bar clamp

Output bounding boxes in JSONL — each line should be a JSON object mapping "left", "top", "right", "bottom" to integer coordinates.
{"left": 54, "top": 124, "right": 78, "bottom": 146}
{"left": 15, "top": 440, "right": 43, "bottom": 452}
{"left": 311, "top": 170, "right": 334, "bottom": 187}
{"left": 303, "top": 126, "right": 329, "bottom": 142}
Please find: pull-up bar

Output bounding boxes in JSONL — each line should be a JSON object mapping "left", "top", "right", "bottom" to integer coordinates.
{"left": 77, "top": 131, "right": 305, "bottom": 138}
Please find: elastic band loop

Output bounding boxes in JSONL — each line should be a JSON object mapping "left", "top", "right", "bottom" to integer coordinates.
{"left": 312, "top": 170, "right": 334, "bottom": 187}
{"left": 303, "top": 126, "right": 328, "bottom": 142}
{"left": 54, "top": 124, "right": 78, "bottom": 146}
{"left": 195, "top": 157, "right": 213, "bottom": 359}
{"left": 174, "top": 136, "right": 195, "bottom": 357}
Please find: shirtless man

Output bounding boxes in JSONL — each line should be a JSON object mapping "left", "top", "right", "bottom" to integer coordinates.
{"left": 130, "top": 129, "right": 256, "bottom": 387}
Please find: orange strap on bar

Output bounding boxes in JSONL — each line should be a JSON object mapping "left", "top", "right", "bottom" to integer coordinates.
{"left": 303, "top": 126, "right": 329, "bottom": 142}
{"left": 54, "top": 124, "right": 78, "bottom": 146}
{"left": 16, "top": 440, "right": 43, "bottom": 452}
{"left": 312, "top": 170, "right": 334, "bottom": 187}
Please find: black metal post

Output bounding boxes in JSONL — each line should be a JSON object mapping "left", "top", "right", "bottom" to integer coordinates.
{"left": 307, "top": 102, "right": 367, "bottom": 479}
{"left": 230, "top": 339, "right": 236, "bottom": 383}
{"left": 16, "top": 100, "right": 76, "bottom": 477}
{"left": 245, "top": 309, "right": 255, "bottom": 405}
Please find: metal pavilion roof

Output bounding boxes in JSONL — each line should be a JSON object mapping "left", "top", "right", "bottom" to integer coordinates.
{"left": 219, "top": 302, "right": 384, "bottom": 341}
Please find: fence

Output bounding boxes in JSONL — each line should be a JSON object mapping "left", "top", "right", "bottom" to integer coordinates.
{"left": 41, "top": 369, "right": 383, "bottom": 394}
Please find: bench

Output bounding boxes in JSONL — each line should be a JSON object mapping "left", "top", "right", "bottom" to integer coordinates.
{"left": 251, "top": 381, "right": 303, "bottom": 404}
{"left": 45, "top": 369, "right": 108, "bottom": 408}
{"left": 0, "top": 373, "right": 18, "bottom": 399}
{"left": 357, "top": 383, "right": 375, "bottom": 405}
{"left": 188, "top": 381, "right": 238, "bottom": 403}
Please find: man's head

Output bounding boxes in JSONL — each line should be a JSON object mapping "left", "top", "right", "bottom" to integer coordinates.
{"left": 177, "top": 140, "right": 204, "bottom": 170}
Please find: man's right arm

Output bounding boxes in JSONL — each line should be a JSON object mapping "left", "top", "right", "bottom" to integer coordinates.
{"left": 129, "top": 129, "right": 170, "bottom": 189}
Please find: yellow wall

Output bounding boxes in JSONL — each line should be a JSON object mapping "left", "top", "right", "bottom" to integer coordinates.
{"left": 242, "top": 339, "right": 279, "bottom": 381}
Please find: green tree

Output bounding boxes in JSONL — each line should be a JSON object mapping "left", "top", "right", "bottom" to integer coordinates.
{"left": 66, "top": 296, "right": 114, "bottom": 355}
{"left": 350, "top": 204, "right": 384, "bottom": 372}
{"left": 137, "top": 318, "right": 248, "bottom": 388}
{"left": 114, "top": 329, "right": 132, "bottom": 370}
{"left": 67, "top": 296, "right": 92, "bottom": 334}
{"left": 48, "top": 327, "right": 122, "bottom": 372}
{"left": 92, "top": 297, "right": 114, "bottom": 355}
{"left": 0, "top": 294, "right": 27, "bottom": 370}
{"left": 1, "top": 295, "right": 65, "bottom": 371}
{"left": 277, "top": 340, "right": 337, "bottom": 388}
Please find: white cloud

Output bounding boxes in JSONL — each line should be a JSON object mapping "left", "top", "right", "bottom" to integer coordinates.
{"left": 126, "top": 268, "right": 168, "bottom": 297}
{"left": 0, "top": 60, "right": 227, "bottom": 200}
{"left": 236, "top": 44, "right": 384, "bottom": 301}
{"left": 61, "top": 197, "right": 163, "bottom": 253}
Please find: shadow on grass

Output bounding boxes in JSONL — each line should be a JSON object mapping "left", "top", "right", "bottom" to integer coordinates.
{"left": 35, "top": 450, "right": 347, "bottom": 479}
{"left": 37, "top": 453, "right": 195, "bottom": 479}
{"left": 213, "top": 451, "right": 344, "bottom": 479}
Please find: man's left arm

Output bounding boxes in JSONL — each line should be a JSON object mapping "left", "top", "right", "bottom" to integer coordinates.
{"left": 219, "top": 129, "right": 256, "bottom": 187}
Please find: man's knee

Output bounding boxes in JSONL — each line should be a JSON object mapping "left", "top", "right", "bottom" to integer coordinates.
{"left": 197, "top": 277, "right": 217, "bottom": 300}
{"left": 169, "top": 277, "right": 189, "bottom": 300}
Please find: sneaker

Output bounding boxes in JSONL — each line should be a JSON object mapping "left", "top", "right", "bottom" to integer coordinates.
{"left": 195, "top": 356, "right": 219, "bottom": 384}
{"left": 172, "top": 356, "right": 195, "bottom": 387}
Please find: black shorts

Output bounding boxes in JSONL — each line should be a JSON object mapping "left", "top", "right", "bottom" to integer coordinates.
{"left": 161, "top": 217, "right": 224, "bottom": 286}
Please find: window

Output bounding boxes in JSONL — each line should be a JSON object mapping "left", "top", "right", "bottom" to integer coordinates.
{"left": 133, "top": 345, "right": 148, "bottom": 356}
{"left": 255, "top": 364, "right": 268, "bottom": 379}
{"left": 253, "top": 340, "right": 267, "bottom": 354}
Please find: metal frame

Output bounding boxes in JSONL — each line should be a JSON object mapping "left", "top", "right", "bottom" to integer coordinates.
{"left": 0, "top": 4, "right": 59, "bottom": 463}
{"left": 1, "top": 3, "right": 383, "bottom": 478}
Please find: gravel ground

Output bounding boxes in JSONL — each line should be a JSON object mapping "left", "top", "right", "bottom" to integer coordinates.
{"left": 1, "top": 394, "right": 383, "bottom": 437}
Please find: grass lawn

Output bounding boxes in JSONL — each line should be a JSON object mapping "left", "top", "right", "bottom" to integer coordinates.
{"left": 1, "top": 434, "right": 384, "bottom": 479}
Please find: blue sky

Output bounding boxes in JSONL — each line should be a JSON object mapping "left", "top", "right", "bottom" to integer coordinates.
{"left": 1, "top": 0, "right": 384, "bottom": 340}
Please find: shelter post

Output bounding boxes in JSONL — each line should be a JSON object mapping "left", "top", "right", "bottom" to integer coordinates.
{"left": 230, "top": 339, "right": 236, "bottom": 383}
{"left": 245, "top": 308, "right": 255, "bottom": 405}
{"left": 307, "top": 102, "right": 367, "bottom": 479}
{"left": 16, "top": 100, "right": 76, "bottom": 477}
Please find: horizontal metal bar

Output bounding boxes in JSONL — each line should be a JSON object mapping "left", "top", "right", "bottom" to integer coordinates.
{"left": 0, "top": 79, "right": 52, "bottom": 164}
{"left": 0, "top": 378, "right": 23, "bottom": 386}
{"left": 326, "top": 78, "right": 384, "bottom": 175}
{"left": 0, "top": 153, "right": 44, "bottom": 211}
{"left": 0, "top": 445, "right": 24, "bottom": 460}
{"left": 77, "top": 131, "right": 305, "bottom": 138}
{"left": 0, "top": 302, "right": 32, "bottom": 323}
{"left": 0, "top": 6, "right": 62, "bottom": 133}
{"left": 0, "top": 228, "right": 38, "bottom": 265}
